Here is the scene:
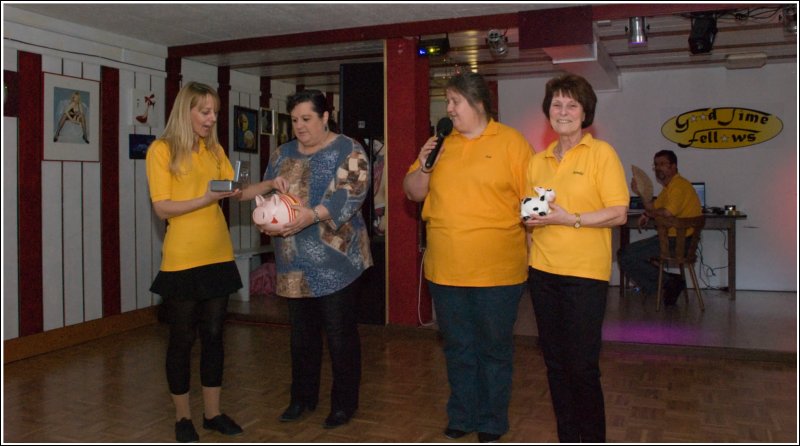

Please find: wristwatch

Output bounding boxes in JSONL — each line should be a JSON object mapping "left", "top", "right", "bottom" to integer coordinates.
{"left": 312, "top": 207, "right": 321, "bottom": 224}
{"left": 573, "top": 213, "right": 582, "bottom": 229}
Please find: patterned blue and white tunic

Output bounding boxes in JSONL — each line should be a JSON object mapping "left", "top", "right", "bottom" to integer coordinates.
{"left": 264, "top": 134, "right": 373, "bottom": 298}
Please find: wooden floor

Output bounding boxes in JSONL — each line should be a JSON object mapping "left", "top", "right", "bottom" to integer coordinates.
{"left": 3, "top": 288, "right": 797, "bottom": 443}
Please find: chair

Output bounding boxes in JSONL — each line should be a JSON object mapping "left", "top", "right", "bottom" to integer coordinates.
{"left": 653, "top": 215, "right": 706, "bottom": 312}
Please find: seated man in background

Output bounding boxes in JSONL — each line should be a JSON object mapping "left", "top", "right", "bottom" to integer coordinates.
{"left": 617, "top": 150, "right": 702, "bottom": 305}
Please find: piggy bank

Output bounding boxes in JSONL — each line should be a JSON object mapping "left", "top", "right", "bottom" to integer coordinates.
{"left": 252, "top": 193, "right": 300, "bottom": 231}
{"left": 521, "top": 187, "right": 556, "bottom": 220}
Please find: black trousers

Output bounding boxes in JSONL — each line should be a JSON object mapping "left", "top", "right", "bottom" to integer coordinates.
{"left": 528, "top": 268, "right": 607, "bottom": 443}
{"left": 164, "top": 295, "right": 229, "bottom": 395}
{"left": 286, "top": 281, "right": 362, "bottom": 415}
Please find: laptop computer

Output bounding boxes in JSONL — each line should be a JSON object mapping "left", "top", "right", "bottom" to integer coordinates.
{"left": 692, "top": 182, "right": 706, "bottom": 211}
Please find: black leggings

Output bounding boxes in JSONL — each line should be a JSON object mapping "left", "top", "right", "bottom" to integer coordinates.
{"left": 164, "top": 295, "right": 229, "bottom": 395}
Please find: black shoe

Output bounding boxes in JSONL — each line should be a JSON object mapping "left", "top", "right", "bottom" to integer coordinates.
{"left": 322, "top": 410, "right": 351, "bottom": 429}
{"left": 478, "top": 432, "right": 502, "bottom": 443}
{"left": 279, "top": 401, "right": 316, "bottom": 422}
{"left": 203, "top": 413, "right": 242, "bottom": 436}
{"left": 175, "top": 418, "right": 199, "bottom": 443}
{"left": 444, "top": 428, "right": 470, "bottom": 439}
{"left": 662, "top": 277, "right": 684, "bottom": 306}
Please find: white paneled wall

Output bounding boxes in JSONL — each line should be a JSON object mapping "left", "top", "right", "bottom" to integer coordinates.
{"left": 118, "top": 68, "right": 166, "bottom": 312}
{"left": 4, "top": 13, "right": 296, "bottom": 339}
{"left": 3, "top": 48, "right": 20, "bottom": 339}
{"left": 3, "top": 114, "right": 20, "bottom": 340}
{"left": 37, "top": 56, "right": 105, "bottom": 331}
{"left": 4, "top": 13, "right": 171, "bottom": 336}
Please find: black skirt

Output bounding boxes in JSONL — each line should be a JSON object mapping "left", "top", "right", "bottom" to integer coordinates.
{"left": 150, "top": 261, "right": 242, "bottom": 301}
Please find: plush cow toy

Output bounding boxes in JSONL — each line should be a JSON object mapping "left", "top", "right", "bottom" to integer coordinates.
{"left": 521, "top": 187, "right": 556, "bottom": 220}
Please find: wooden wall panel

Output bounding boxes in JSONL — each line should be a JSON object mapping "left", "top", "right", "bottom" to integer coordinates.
{"left": 62, "top": 162, "right": 85, "bottom": 326}
{"left": 83, "top": 163, "right": 103, "bottom": 321}
{"left": 41, "top": 161, "right": 64, "bottom": 331}
{"left": 135, "top": 158, "right": 154, "bottom": 309}
{"left": 3, "top": 117, "right": 20, "bottom": 340}
{"left": 100, "top": 66, "right": 120, "bottom": 318}
{"left": 117, "top": 69, "right": 138, "bottom": 313}
{"left": 17, "top": 51, "right": 44, "bottom": 336}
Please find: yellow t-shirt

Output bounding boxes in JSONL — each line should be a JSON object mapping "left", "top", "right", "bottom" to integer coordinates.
{"left": 408, "top": 120, "right": 533, "bottom": 286}
{"left": 654, "top": 174, "right": 702, "bottom": 236}
{"left": 526, "top": 133, "right": 629, "bottom": 281}
{"left": 145, "top": 139, "right": 235, "bottom": 271}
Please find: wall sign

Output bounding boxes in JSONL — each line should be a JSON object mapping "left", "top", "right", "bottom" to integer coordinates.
{"left": 661, "top": 107, "right": 782, "bottom": 149}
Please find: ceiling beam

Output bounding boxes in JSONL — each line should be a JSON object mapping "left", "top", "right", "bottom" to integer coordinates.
{"left": 169, "top": 13, "right": 520, "bottom": 58}
{"left": 590, "top": 3, "right": 767, "bottom": 21}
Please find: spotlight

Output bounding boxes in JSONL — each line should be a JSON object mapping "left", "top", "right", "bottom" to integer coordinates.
{"left": 626, "top": 17, "right": 648, "bottom": 47}
{"left": 688, "top": 14, "right": 718, "bottom": 54}
{"left": 486, "top": 29, "right": 509, "bottom": 57}
{"left": 782, "top": 5, "right": 797, "bottom": 35}
{"left": 418, "top": 37, "right": 450, "bottom": 57}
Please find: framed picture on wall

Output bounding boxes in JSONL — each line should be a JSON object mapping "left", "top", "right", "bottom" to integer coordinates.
{"left": 233, "top": 106, "right": 258, "bottom": 153}
{"left": 43, "top": 73, "right": 100, "bottom": 162}
{"left": 130, "top": 89, "right": 160, "bottom": 127}
{"left": 259, "top": 107, "right": 275, "bottom": 135}
{"left": 276, "top": 112, "right": 293, "bottom": 146}
{"left": 129, "top": 133, "right": 156, "bottom": 159}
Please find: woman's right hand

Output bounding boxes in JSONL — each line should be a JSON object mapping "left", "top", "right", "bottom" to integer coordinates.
{"left": 416, "top": 136, "right": 440, "bottom": 169}
{"left": 272, "top": 176, "right": 289, "bottom": 194}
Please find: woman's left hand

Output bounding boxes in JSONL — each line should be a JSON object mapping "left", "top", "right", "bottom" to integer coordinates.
{"left": 523, "top": 202, "right": 572, "bottom": 227}
{"left": 275, "top": 205, "right": 315, "bottom": 237}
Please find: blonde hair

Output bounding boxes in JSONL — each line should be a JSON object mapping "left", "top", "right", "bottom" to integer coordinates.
{"left": 158, "top": 81, "right": 223, "bottom": 176}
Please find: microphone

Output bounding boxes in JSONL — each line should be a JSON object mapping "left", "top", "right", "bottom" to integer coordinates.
{"left": 424, "top": 117, "right": 454, "bottom": 169}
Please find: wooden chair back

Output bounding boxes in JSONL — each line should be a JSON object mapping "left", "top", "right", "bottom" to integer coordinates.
{"left": 654, "top": 215, "right": 705, "bottom": 264}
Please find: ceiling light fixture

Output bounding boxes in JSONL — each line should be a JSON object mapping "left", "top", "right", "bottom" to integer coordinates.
{"left": 486, "top": 29, "right": 509, "bottom": 57}
{"left": 688, "top": 13, "right": 718, "bottom": 54}
{"left": 626, "top": 17, "right": 649, "bottom": 47}
{"left": 782, "top": 5, "right": 797, "bottom": 35}
{"left": 418, "top": 36, "right": 450, "bottom": 57}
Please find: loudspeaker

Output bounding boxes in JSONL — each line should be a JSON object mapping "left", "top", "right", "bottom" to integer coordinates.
{"left": 340, "top": 62, "right": 386, "bottom": 325}
{"left": 688, "top": 15, "right": 718, "bottom": 54}
{"left": 340, "top": 62, "right": 384, "bottom": 144}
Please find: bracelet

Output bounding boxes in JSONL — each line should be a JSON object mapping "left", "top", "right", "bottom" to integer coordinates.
{"left": 312, "top": 207, "right": 321, "bottom": 224}
{"left": 420, "top": 167, "right": 432, "bottom": 174}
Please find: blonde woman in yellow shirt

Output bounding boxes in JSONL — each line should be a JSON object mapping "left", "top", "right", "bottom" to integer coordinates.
{"left": 404, "top": 72, "right": 532, "bottom": 444}
{"left": 145, "top": 82, "right": 244, "bottom": 442}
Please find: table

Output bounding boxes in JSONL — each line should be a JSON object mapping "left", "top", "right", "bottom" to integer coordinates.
{"left": 618, "top": 212, "right": 747, "bottom": 300}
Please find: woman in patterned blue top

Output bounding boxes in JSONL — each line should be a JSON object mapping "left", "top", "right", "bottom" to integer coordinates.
{"left": 243, "top": 89, "right": 372, "bottom": 430}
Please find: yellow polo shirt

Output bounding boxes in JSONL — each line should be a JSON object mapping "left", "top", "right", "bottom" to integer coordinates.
{"left": 527, "top": 133, "right": 629, "bottom": 281}
{"left": 408, "top": 120, "right": 533, "bottom": 286}
{"left": 654, "top": 174, "right": 702, "bottom": 236}
{"left": 145, "top": 139, "right": 235, "bottom": 271}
